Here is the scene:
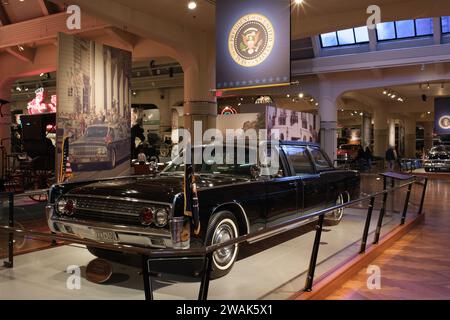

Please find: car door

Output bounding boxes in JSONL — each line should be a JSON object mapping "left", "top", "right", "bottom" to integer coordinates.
{"left": 282, "top": 145, "right": 320, "bottom": 214}
{"left": 307, "top": 146, "right": 336, "bottom": 209}
{"left": 264, "top": 147, "right": 298, "bottom": 227}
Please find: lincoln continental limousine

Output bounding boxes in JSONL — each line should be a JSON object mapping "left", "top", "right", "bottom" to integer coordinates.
{"left": 46, "top": 141, "right": 360, "bottom": 278}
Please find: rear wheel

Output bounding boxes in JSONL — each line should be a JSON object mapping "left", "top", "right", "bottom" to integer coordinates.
{"left": 325, "top": 193, "right": 347, "bottom": 226}
{"left": 205, "top": 211, "right": 239, "bottom": 279}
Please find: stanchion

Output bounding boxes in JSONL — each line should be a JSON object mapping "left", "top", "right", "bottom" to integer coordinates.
{"left": 3, "top": 193, "right": 14, "bottom": 268}
{"left": 142, "top": 255, "right": 153, "bottom": 301}
{"left": 401, "top": 184, "right": 413, "bottom": 225}
{"left": 373, "top": 177, "right": 388, "bottom": 245}
{"left": 198, "top": 252, "right": 213, "bottom": 301}
{"left": 418, "top": 178, "right": 428, "bottom": 215}
{"left": 360, "top": 197, "right": 375, "bottom": 254}
{"left": 304, "top": 214, "right": 325, "bottom": 292}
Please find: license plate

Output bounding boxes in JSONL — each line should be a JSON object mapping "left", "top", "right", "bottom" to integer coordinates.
{"left": 94, "top": 230, "right": 117, "bottom": 243}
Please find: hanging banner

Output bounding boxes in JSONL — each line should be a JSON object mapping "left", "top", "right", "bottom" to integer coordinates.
{"left": 435, "top": 98, "right": 450, "bottom": 135}
{"left": 56, "top": 33, "right": 132, "bottom": 182}
{"left": 216, "top": 0, "right": 291, "bottom": 91}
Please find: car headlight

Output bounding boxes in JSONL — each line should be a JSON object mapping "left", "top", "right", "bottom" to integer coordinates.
{"left": 154, "top": 208, "right": 169, "bottom": 227}
{"left": 56, "top": 198, "right": 76, "bottom": 216}
{"left": 97, "top": 147, "right": 107, "bottom": 155}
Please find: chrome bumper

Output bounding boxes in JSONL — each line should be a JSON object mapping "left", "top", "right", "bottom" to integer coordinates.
{"left": 46, "top": 206, "right": 190, "bottom": 250}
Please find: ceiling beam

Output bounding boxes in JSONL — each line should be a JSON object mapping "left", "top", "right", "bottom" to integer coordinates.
{"left": 0, "top": 3, "right": 11, "bottom": 26}
{"left": 37, "top": 0, "right": 50, "bottom": 16}
{"left": 0, "top": 12, "right": 110, "bottom": 50}
{"left": 5, "top": 46, "right": 36, "bottom": 64}
{"left": 106, "top": 27, "right": 140, "bottom": 49}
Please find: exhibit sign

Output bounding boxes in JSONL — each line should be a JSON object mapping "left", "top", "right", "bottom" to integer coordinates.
{"left": 56, "top": 33, "right": 132, "bottom": 182}
{"left": 216, "top": 0, "right": 291, "bottom": 90}
{"left": 435, "top": 98, "right": 450, "bottom": 135}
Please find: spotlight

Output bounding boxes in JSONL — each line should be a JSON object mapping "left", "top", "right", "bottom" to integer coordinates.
{"left": 293, "top": 0, "right": 304, "bottom": 4}
{"left": 298, "top": 92, "right": 304, "bottom": 98}
{"left": 427, "top": 111, "right": 431, "bottom": 115}
{"left": 286, "top": 94, "right": 290, "bottom": 98}
{"left": 383, "top": 90, "right": 388, "bottom": 95}
{"left": 188, "top": 1, "right": 197, "bottom": 10}
{"left": 18, "top": 45, "right": 24, "bottom": 52}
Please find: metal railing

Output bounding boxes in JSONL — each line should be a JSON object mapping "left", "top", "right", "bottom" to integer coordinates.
{"left": 0, "top": 175, "right": 428, "bottom": 300}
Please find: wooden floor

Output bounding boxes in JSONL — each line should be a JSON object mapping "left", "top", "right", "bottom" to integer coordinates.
{"left": 324, "top": 179, "right": 450, "bottom": 300}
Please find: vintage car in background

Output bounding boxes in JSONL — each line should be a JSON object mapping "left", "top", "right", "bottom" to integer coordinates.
{"left": 69, "top": 124, "right": 129, "bottom": 170}
{"left": 336, "top": 144, "right": 361, "bottom": 162}
{"left": 46, "top": 141, "right": 360, "bottom": 278}
{"left": 424, "top": 145, "right": 450, "bottom": 172}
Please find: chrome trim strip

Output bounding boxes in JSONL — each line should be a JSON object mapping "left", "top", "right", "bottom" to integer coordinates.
{"left": 52, "top": 217, "right": 171, "bottom": 237}
{"left": 64, "top": 194, "right": 173, "bottom": 207}
{"left": 75, "top": 207, "right": 140, "bottom": 217}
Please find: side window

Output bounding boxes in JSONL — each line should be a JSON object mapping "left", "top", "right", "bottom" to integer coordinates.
{"left": 309, "top": 147, "right": 333, "bottom": 170}
{"left": 283, "top": 146, "right": 314, "bottom": 175}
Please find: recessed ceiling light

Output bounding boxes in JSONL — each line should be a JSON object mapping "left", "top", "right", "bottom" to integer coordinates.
{"left": 286, "top": 94, "right": 290, "bottom": 98}
{"left": 294, "top": 0, "right": 304, "bottom": 4}
{"left": 298, "top": 93, "right": 304, "bottom": 98}
{"left": 383, "top": 90, "right": 388, "bottom": 95}
{"left": 427, "top": 111, "right": 431, "bottom": 114}
{"left": 188, "top": 1, "right": 197, "bottom": 10}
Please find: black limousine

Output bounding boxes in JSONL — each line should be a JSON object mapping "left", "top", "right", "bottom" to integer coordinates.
{"left": 46, "top": 141, "right": 360, "bottom": 278}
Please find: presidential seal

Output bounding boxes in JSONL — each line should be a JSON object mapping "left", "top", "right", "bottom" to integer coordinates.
{"left": 439, "top": 115, "right": 450, "bottom": 130}
{"left": 228, "top": 13, "right": 275, "bottom": 68}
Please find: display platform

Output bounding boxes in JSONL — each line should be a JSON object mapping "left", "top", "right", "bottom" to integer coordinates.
{"left": 0, "top": 207, "right": 410, "bottom": 300}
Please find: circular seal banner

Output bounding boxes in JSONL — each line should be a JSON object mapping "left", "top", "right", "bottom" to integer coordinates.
{"left": 228, "top": 13, "right": 275, "bottom": 68}
{"left": 439, "top": 115, "right": 450, "bottom": 130}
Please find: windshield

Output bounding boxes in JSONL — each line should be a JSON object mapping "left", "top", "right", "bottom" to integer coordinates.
{"left": 86, "top": 127, "right": 108, "bottom": 138}
{"left": 162, "top": 147, "right": 260, "bottom": 177}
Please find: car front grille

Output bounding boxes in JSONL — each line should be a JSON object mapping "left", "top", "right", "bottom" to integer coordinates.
{"left": 71, "top": 146, "right": 103, "bottom": 156}
{"left": 66, "top": 196, "right": 165, "bottom": 227}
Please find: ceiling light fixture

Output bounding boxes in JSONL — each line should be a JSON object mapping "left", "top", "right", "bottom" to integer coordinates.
{"left": 188, "top": 1, "right": 197, "bottom": 10}
{"left": 298, "top": 92, "right": 304, "bottom": 98}
{"left": 294, "top": 0, "right": 304, "bottom": 4}
{"left": 383, "top": 89, "right": 388, "bottom": 95}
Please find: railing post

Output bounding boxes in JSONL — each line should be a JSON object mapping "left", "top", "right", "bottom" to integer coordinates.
{"left": 304, "top": 214, "right": 325, "bottom": 292}
{"left": 198, "top": 252, "right": 213, "bottom": 301}
{"left": 418, "top": 178, "right": 428, "bottom": 215}
{"left": 401, "top": 183, "right": 413, "bottom": 225}
{"left": 373, "top": 177, "right": 388, "bottom": 245}
{"left": 141, "top": 255, "right": 153, "bottom": 301}
{"left": 360, "top": 197, "right": 375, "bottom": 254}
{"left": 3, "top": 192, "right": 14, "bottom": 268}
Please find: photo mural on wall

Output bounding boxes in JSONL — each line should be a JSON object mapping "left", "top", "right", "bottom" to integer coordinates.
{"left": 216, "top": 105, "right": 319, "bottom": 143}
{"left": 56, "top": 33, "right": 132, "bottom": 182}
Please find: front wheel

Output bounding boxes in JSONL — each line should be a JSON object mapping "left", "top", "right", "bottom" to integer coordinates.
{"left": 205, "top": 211, "right": 239, "bottom": 279}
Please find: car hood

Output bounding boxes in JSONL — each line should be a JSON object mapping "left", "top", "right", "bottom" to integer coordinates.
{"left": 65, "top": 174, "right": 251, "bottom": 204}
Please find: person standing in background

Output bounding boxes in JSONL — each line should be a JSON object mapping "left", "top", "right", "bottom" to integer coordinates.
{"left": 386, "top": 146, "right": 397, "bottom": 171}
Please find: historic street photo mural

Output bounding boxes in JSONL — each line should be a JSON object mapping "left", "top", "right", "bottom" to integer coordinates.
{"left": 56, "top": 33, "right": 132, "bottom": 182}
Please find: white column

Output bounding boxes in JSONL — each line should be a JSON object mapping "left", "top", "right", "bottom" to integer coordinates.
{"left": 423, "top": 121, "right": 434, "bottom": 153}
{"left": 318, "top": 81, "right": 338, "bottom": 161}
{"left": 94, "top": 43, "right": 104, "bottom": 115}
{"left": 373, "top": 106, "right": 388, "bottom": 157}
{"left": 388, "top": 118, "right": 396, "bottom": 148}
{"left": 404, "top": 117, "right": 417, "bottom": 158}
{"left": 105, "top": 49, "right": 112, "bottom": 111}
